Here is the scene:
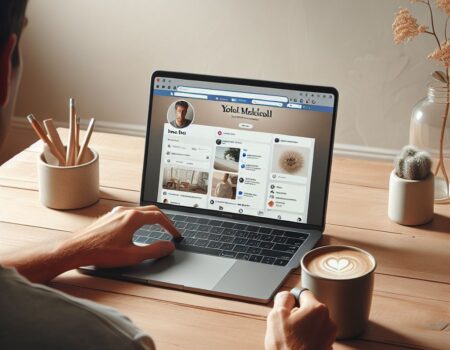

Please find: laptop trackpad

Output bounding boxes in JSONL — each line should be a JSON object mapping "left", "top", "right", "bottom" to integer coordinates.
{"left": 121, "top": 250, "right": 236, "bottom": 290}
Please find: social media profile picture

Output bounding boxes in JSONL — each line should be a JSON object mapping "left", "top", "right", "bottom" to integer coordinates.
{"left": 167, "top": 100, "right": 195, "bottom": 129}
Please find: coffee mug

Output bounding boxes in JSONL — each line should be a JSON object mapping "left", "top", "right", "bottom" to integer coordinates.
{"left": 301, "top": 245, "right": 376, "bottom": 339}
{"left": 38, "top": 147, "right": 100, "bottom": 209}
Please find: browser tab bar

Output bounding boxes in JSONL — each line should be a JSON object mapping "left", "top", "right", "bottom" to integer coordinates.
{"left": 178, "top": 86, "right": 288, "bottom": 103}
{"left": 252, "top": 100, "right": 283, "bottom": 107}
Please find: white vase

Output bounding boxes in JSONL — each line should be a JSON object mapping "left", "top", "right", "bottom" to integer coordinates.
{"left": 388, "top": 170, "right": 434, "bottom": 226}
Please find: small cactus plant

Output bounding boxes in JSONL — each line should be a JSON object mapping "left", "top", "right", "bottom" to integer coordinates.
{"left": 395, "top": 145, "right": 432, "bottom": 180}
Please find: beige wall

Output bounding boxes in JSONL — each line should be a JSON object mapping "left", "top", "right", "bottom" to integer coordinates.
{"left": 6, "top": 0, "right": 448, "bottom": 161}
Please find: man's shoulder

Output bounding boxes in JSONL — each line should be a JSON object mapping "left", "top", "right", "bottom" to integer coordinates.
{"left": 0, "top": 267, "right": 156, "bottom": 350}
{"left": 170, "top": 120, "right": 192, "bottom": 129}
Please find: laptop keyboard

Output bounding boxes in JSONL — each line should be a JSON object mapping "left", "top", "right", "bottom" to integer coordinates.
{"left": 132, "top": 213, "right": 309, "bottom": 266}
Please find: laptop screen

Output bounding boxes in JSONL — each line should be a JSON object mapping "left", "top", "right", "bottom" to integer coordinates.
{"left": 142, "top": 72, "right": 337, "bottom": 229}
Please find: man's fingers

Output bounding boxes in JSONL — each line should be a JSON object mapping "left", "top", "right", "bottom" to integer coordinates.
{"left": 291, "top": 289, "right": 330, "bottom": 323}
{"left": 273, "top": 291, "right": 296, "bottom": 311}
{"left": 143, "top": 210, "right": 181, "bottom": 238}
{"left": 130, "top": 206, "right": 178, "bottom": 236}
{"left": 107, "top": 205, "right": 160, "bottom": 216}
{"left": 127, "top": 205, "right": 160, "bottom": 212}
{"left": 117, "top": 206, "right": 181, "bottom": 238}
{"left": 132, "top": 240, "right": 175, "bottom": 261}
{"left": 298, "top": 289, "right": 319, "bottom": 309}
{"left": 129, "top": 210, "right": 180, "bottom": 238}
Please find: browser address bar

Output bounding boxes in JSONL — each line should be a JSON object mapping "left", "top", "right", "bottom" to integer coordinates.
{"left": 177, "top": 86, "right": 288, "bottom": 103}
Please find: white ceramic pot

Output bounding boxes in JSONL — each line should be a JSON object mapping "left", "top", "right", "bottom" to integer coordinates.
{"left": 388, "top": 170, "right": 434, "bottom": 225}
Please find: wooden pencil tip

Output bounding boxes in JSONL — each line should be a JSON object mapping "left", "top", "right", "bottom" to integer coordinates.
{"left": 27, "top": 114, "right": 35, "bottom": 123}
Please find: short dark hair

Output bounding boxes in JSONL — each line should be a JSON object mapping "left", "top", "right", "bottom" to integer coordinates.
{"left": 0, "top": 0, "right": 28, "bottom": 68}
{"left": 175, "top": 100, "right": 189, "bottom": 111}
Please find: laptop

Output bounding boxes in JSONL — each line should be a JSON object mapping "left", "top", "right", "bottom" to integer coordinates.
{"left": 80, "top": 71, "right": 338, "bottom": 303}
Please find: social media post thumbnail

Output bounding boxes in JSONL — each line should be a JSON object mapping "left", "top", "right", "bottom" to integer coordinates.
{"left": 162, "top": 166, "right": 209, "bottom": 195}
{"left": 270, "top": 142, "right": 313, "bottom": 181}
{"left": 211, "top": 171, "right": 238, "bottom": 200}
{"left": 213, "top": 146, "right": 241, "bottom": 172}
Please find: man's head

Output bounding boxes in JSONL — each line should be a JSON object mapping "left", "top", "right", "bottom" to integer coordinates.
{"left": 0, "top": 0, "right": 28, "bottom": 151}
{"left": 174, "top": 100, "right": 189, "bottom": 126}
{"left": 222, "top": 173, "right": 229, "bottom": 182}
{"left": 0, "top": 0, "right": 27, "bottom": 107}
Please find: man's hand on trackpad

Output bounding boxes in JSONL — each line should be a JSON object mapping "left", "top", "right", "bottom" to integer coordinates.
{"left": 60, "top": 205, "right": 181, "bottom": 269}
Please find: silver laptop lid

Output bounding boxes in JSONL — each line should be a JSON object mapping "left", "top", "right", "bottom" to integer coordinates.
{"left": 141, "top": 71, "right": 338, "bottom": 232}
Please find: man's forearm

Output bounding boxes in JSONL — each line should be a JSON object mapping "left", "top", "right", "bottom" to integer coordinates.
{"left": 1, "top": 206, "right": 180, "bottom": 284}
{"left": 0, "top": 238, "right": 88, "bottom": 283}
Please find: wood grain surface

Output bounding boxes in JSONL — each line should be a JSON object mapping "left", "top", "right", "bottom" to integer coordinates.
{"left": 0, "top": 129, "right": 448, "bottom": 350}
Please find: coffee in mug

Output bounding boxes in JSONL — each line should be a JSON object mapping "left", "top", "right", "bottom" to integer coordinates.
{"left": 301, "top": 245, "right": 376, "bottom": 339}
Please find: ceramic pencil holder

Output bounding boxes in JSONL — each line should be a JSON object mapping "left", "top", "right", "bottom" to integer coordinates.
{"left": 38, "top": 147, "right": 100, "bottom": 209}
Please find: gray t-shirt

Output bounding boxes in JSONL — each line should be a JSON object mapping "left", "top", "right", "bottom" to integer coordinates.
{"left": 0, "top": 266, "right": 156, "bottom": 350}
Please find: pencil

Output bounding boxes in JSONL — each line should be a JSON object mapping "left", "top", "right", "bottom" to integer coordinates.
{"left": 76, "top": 118, "right": 95, "bottom": 165}
{"left": 43, "top": 119, "right": 66, "bottom": 165}
{"left": 74, "top": 116, "right": 80, "bottom": 160}
{"left": 27, "top": 114, "right": 66, "bottom": 165}
{"left": 66, "top": 98, "right": 76, "bottom": 166}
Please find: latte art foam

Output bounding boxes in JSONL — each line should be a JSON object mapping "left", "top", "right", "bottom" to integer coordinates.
{"left": 303, "top": 247, "right": 375, "bottom": 279}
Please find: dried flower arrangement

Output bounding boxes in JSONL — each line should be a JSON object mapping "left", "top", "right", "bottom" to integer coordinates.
{"left": 392, "top": 0, "right": 449, "bottom": 194}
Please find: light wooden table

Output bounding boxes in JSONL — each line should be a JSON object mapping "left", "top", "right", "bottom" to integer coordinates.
{"left": 0, "top": 130, "right": 449, "bottom": 350}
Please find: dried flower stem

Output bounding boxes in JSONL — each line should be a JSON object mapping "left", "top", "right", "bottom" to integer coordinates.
{"left": 445, "top": 16, "right": 449, "bottom": 41}
{"left": 424, "top": 30, "right": 443, "bottom": 46}
{"left": 425, "top": 0, "right": 442, "bottom": 46}
{"left": 434, "top": 67, "right": 450, "bottom": 196}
